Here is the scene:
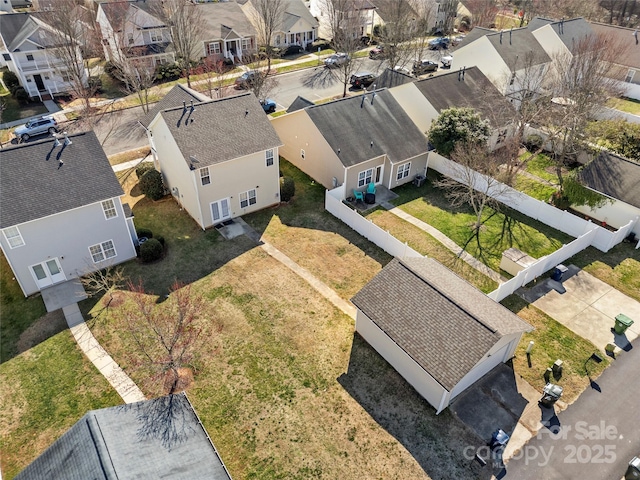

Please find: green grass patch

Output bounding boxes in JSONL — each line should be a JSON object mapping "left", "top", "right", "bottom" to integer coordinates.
{"left": 0, "top": 331, "right": 121, "bottom": 478}
{"left": 503, "top": 295, "right": 609, "bottom": 403}
{"left": 390, "top": 171, "right": 573, "bottom": 272}
{"left": 275, "top": 59, "right": 324, "bottom": 73}
{"left": 108, "top": 146, "right": 151, "bottom": 166}
{"left": 0, "top": 95, "right": 48, "bottom": 123}
{"left": 513, "top": 174, "right": 557, "bottom": 201}
{"left": 607, "top": 96, "right": 640, "bottom": 115}
{"left": 270, "top": 110, "right": 287, "bottom": 118}
{"left": 521, "top": 152, "right": 560, "bottom": 184}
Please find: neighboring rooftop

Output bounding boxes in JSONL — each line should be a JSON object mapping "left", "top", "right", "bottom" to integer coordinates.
{"left": 578, "top": 151, "right": 640, "bottom": 209}
{"left": 140, "top": 84, "right": 211, "bottom": 128}
{"left": 198, "top": 1, "right": 256, "bottom": 40}
{"left": 0, "top": 131, "right": 124, "bottom": 228}
{"left": 99, "top": 1, "right": 167, "bottom": 30}
{"left": 529, "top": 17, "right": 595, "bottom": 54}
{"left": 286, "top": 95, "right": 315, "bottom": 113}
{"left": 279, "top": 0, "right": 319, "bottom": 31}
{"left": 485, "top": 26, "right": 551, "bottom": 68}
{"left": 351, "top": 258, "right": 532, "bottom": 391}
{"left": 158, "top": 92, "right": 282, "bottom": 168}
{"left": 0, "top": 12, "right": 63, "bottom": 51}
{"left": 590, "top": 22, "right": 640, "bottom": 69}
{"left": 375, "top": 68, "right": 415, "bottom": 89}
{"left": 305, "top": 89, "right": 429, "bottom": 167}
{"left": 15, "top": 393, "right": 233, "bottom": 480}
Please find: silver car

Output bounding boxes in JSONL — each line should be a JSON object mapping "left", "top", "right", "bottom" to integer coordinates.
{"left": 15, "top": 116, "right": 58, "bottom": 141}
{"left": 324, "top": 52, "right": 350, "bottom": 68}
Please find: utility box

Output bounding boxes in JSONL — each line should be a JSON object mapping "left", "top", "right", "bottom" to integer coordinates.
{"left": 552, "top": 359, "right": 563, "bottom": 378}
{"left": 500, "top": 248, "right": 536, "bottom": 276}
{"left": 540, "top": 383, "right": 563, "bottom": 408}
{"left": 614, "top": 314, "right": 635, "bottom": 335}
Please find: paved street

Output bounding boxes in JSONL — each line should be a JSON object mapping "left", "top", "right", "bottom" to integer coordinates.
{"left": 505, "top": 337, "right": 640, "bottom": 479}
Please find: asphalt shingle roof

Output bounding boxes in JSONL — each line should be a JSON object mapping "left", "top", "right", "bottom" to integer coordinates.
{"left": 286, "top": 95, "right": 315, "bottom": 113}
{"left": 413, "top": 66, "right": 515, "bottom": 127}
{"left": 15, "top": 393, "right": 232, "bottom": 480}
{"left": 198, "top": 1, "right": 256, "bottom": 40}
{"left": 375, "top": 68, "right": 415, "bottom": 89}
{"left": 484, "top": 27, "right": 551, "bottom": 68}
{"left": 158, "top": 92, "right": 282, "bottom": 168}
{"left": 305, "top": 89, "right": 429, "bottom": 167}
{"left": 532, "top": 17, "right": 594, "bottom": 54}
{"left": 140, "top": 84, "right": 210, "bottom": 128}
{"left": 351, "top": 258, "right": 532, "bottom": 391}
{"left": 590, "top": 22, "right": 640, "bottom": 69}
{"left": 578, "top": 152, "right": 640, "bottom": 209}
{"left": 0, "top": 131, "right": 124, "bottom": 228}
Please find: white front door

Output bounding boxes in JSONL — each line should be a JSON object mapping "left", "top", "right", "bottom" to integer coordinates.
{"left": 30, "top": 258, "right": 66, "bottom": 289}
{"left": 211, "top": 198, "right": 231, "bottom": 224}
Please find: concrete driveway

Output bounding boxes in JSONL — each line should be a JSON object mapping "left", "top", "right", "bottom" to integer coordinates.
{"left": 518, "top": 265, "right": 640, "bottom": 353}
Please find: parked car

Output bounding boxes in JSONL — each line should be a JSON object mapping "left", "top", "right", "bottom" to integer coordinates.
{"left": 451, "top": 34, "right": 466, "bottom": 46}
{"left": 394, "top": 65, "right": 412, "bottom": 76}
{"left": 235, "top": 70, "right": 259, "bottom": 89}
{"left": 369, "top": 45, "right": 385, "bottom": 59}
{"left": 260, "top": 98, "right": 277, "bottom": 113}
{"left": 324, "top": 52, "right": 349, "bottom": 68}
{"left": 412, "top": 59, "right": 438, "bottom": 76}
{"left": 350, "top": 72, "right": 377, "bottom": 89}
{"left": 14, "top": 116, "right": 58, "bottom": 141}
{"left": 428, "top": 37, "right": 450, "bottom": 50}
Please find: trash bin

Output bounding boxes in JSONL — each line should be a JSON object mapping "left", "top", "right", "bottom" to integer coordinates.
{"left": 625, "top": 456, "right": 640, "bottom": 480}
{"left": 614, "top": 314, "right": 635, "bottom": 335}
{"left": 551, "top": 264, "right": 568, "bottom": 281}
{"left": 539, "top": 383, "right": 563, "bottom": 407}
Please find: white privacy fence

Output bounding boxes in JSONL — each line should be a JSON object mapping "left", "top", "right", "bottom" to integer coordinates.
{"left": 325, "top": 186, "right": 422, "bottom": 259}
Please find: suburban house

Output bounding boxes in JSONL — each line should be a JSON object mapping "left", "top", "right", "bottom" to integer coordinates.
{"left": 0, "top": 12, "right": 88, "bottom": 100}
{"left": 527, "top": 16, "right": 594, "bottom": 58}
{"left": 575, "top": 151, "right": 640, "bottom": 239}
{"left": 15, "top": 393, "right": 233, "bottom": 480}
{"left": 198, "top": 1, "right": 257, "bottom": 64}
{"left": 590, "top": 22, "right": 640, "bottom": 100}
{"left": 351, "top": 257, "right": 533, "bottom": 414}
{"left": 309, "top": 0, "right": 377, "bottom": 41}
{"left": 144, "top": 92, "right": 283, "bottom": 229}
{"left": 388, "top": 66, "right": 515, "bottom": 148}
{"left": 450, "top": 26, "right": 551, "bottom": 101}
{"left": 240, "top": 0, "right": 318, "bottom": 52}
{"left": 271, "top": 89, "right": 430, "bottom": 195}
{"left": 97, "top": 1, "right": 175, "bottom": 68}
{"left": 0, "top": 131, "right": 137, "bottom": 297}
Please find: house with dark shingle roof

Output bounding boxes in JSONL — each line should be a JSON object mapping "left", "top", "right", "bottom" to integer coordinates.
{"left": 15, "top": 393, "right": 233, "bottom": 480}
{"left": 574, "top": 152, "right": 640, "bottom": 239}
{"left": 272, "top": 89, "right": 430, "bottom": 195}
{"left": 0, "top": 131, "right": 137, "bottom": 297}
{"left": 146, "top": 92, "right": 282, "bottom": 229}
{"left": 351, "top": 257, "right": 533, "bottom": 413}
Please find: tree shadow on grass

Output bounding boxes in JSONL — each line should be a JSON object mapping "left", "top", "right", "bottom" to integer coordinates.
{"left": 338, "top": 334, "right": 494, "bottom": 480}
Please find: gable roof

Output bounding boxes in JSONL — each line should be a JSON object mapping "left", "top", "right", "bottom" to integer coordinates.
{"left": 375, "top": 68, "right": 415, "bottom": 89}
{"left": 530, "top": 17, "right": 594, "bottom": 54}
{"left": 279, "top": 0, "right": 319, "bottom": 31}
{"left": 351, "top": 258, "right": 532, "bottom": 391}
{"left": 413, "top": 66, "right": 515, "bottom": 127}
{"left": 0, "top": 12, "right": 63, "bottom": 52}
{"left": 305, "top": 89, "right": 429, "bottom": 167}
{"left": 483, "top": 27, "right": 551, "bottom": 68}
{"left": 198, "top": 1, "right": 256, "bottom": 41}
{"left": 286, "top": 95, "right": 315, "bottom": 113}
{"left": 99, "top": 1, "right": 167, "bottom": 31}
{"left": 0, "top": 131, "right": 124, "bottom": 229}
{"left": 15, "top": 393, "right": 232, "bottom": 480}
{"left": 158, "top": 92, "right": 281, "bottom": 168}
{"left": 140, "top": 84, "right": 211, "bottom": 128}
{"left": 590, "top": 22, "right": 640, "bottom": 69}
{"left": 578, "top": 151, "right": 640, "bottom": 209}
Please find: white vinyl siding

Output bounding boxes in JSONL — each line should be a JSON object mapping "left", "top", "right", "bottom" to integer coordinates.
{"left": 396, "top": 162, "right": 411, "bottom": 180}
{"left": 101, "top": 199, "right": 117, "bottom": 219}
{"left": 208, "top": 42, "right": 221, "bottom": 55}
{"left": 89, "top": 240, "right": 117, "bottom": 263}
{"left": 239, "top": 189, "right": 257, "bottom": 208}
{"left": 3, "top": 226, "right": 25, "bottom": 248}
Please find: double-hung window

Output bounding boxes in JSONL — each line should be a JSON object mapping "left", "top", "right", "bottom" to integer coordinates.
{"left": 3, "top": 226, "right": 25, "bottom": 248}
{"left": 200, "top": 167, "right": 211, "bottom": 185}
{"left": 625, "top": 69, "right": 635, "bottom": 83}
{"left": 208, "top": 42, "right": 220, "bottom": 55}
{"left": 102, "top": 199, "right": 117, "bottom": 219}
{"left": 241, "top": 38, "right": 251, "bottom": 50}
{"left": 239, "top": 189, "right": 257, "bottom": 208}
{"left": 396, "top": 163, "right": 411, "bottom": 180}
{"left": 358, "top": 168, "right": 373, "bottom": 187}
{"left": 266, "top": 149, "right": 274, "bottom": 167}
{"left": 150, "top": 29, "right": 163, "bottom": 42}
{"left": 89, "top": 240, "right": 117, "bottom": 263}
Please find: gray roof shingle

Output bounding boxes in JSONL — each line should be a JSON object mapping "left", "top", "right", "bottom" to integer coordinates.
{"left": 15, "top": 393, "right": 232, "bottom": 480}
{"left": 198, "top": 1, "right": 256, "bottom": 40}
{"left": 590, "top": 22, "right": 640, "bottom": 69}
{"left": 375, "top": 68, "right": 415, "bottom": 89}
{"left": 351, "top": 258, "right": 532, "bottom": 391}
{"left": 531, "top": 17, "right": 594, "bottom": 53}
{"left": 286, "top": 95, "right": 315, "bottom": 113}
{"left": 140, "top": 84, "right": 211, "bottom": 128}
{"left": 484, "top": 27, "right": 551, "bottom": 68}
{"left": 305, "top": 89, "right": 429, "bottom": 167}
{"left": 578, "top": 151, "right": 640, "bottom": 209}
{"left": 0, "top": 131, "right": 124, "bottom": 228}
{"left": 158, "top": 92, "right": 282, "bottom": 168}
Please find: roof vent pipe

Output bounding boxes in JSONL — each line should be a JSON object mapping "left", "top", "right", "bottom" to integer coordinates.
{"left": 63, "top": 133, "right": 72, "bottom": 146}
{"left": 361, "top": 94, "right": 366, "bottom": 108}
{"left": 510, "top": 27, "right": 512, "bottom": 45}
{"left": 370, "top": 90, "right": 376, "bottom": 105}
{"left": 500, "top": 30, "right": 503, "bottom": 44}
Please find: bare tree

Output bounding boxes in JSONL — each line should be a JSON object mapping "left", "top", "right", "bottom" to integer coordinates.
{"left": 80, "top": 264, "right": 126, "bottom": 309}
{"left": 409, "top": 0, "right": 438, "bottom": 63}
{"left": 372, "top": 0, "right": 422, "bottom": 70}
{"left": 244, "top": 0, "right": 287, "bottom": 73}
{"left": 439, "top": 0, "right": 460, "bottom": 34}
{"left": 197, "top": 58, "right": 229, "bottom": 99}
{"left": 598, "top": 0, "right": 639, "bottom": 26}
{"left": 465, "top": 0, "right": 499, "bottom": 28}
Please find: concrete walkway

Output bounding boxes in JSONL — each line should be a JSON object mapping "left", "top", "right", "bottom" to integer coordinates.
{"left": 63, "top": 303, "right": 146, "bottom": 404}
{"left": 112, "top": 156, "right": 153, "bottom": 173}
{"left": 381, "top": 202, "right": 507, "bottom": 284}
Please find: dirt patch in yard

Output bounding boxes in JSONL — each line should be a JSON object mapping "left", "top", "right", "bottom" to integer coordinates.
{"left": 16, "top": 310, "right": 67, "bottom": 354}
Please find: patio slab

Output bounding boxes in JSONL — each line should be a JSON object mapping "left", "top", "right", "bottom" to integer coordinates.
{"left": 531, "top": 289, "right": 590, "bottom": 324}
{"left": 561, "top": 269, "right": 612, "bottom": 304}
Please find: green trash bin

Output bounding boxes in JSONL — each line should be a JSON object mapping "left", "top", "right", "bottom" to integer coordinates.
{"left": 614, "top": 314, "right": 635, "bottom": 335}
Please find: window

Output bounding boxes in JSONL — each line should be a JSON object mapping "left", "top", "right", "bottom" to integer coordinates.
{"left": 496, "top": 129, "right": 507, "bottom": 145}
{"left": 200, "top": 167, "right": 210, "bottom": 185}
{"left": 2, "top": 53, "right": 10, "bottom": 61}
{"left": 358, "top": 168, "right": 373, "bottom": 187}
{"left": 266, "top": 149, "right": 274, "bottom": 166}
{"left": 60, "top": 70, "right": 71, "bottom": 82}
{"left": 625, "top": 69, "right": 636, "bottom": 83}
{"left": 301, "top": 149, "right": 305, "bottom": 160}
{"left": 239, "top": 189, "right": 257, "bottom": 208}
{"left": 26, "top": 54, "right": 34, "bottom": 61}
{"left": 241, "top": 38, "right": 251, "bottom": 50}
{"left": 208, "top": 42, "right": 220, "bottom": 55}
{"left": 275, "top": 35, "right": 281, "bottom": 46}
{"left": 101, "top": 199, "right": 117, "bottom": 219}
{"left": 3, "top": 226, "right": 25, "bottom": 248}
{"left": 128, "top": 32, "right": 134, "bottom": 44}
{"left": 396, "top": 163, "right": 411, "bottom": 180}
{"left": 150, "top": 29, "right": 163, "bottom": 42}
{"left": 89, "top": 240, "right": 117, "bottom": 263}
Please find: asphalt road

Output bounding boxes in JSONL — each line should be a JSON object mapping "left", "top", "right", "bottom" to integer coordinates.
{"left": 505, "top": 337, "right": 640, "bottom": 479}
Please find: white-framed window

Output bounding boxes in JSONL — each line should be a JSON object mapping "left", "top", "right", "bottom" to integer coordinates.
{"left": 26, "top": 54, "right": 34, "bottom": 61}
{"left": 60, "top": 70, "right": 71, "bottom": 82}
{"left": 200, "top": 167, "right": 211, "bottom": 185}
{"left": 241, "top": 38, "right": 251, "bottom": 50}
{"left": 396, "top": 162, "right": 411, "bottom": 180}
{"left": 266, "top": 149, "right": 274, "bottom": 166}
{"left": 239, "top": 189, "right": 257, "bottom": 208}
{"left": 275, "top": 35, "right": 281, "bottom": 46}
{"left": 89, "top": 240, "right": 117, "bottom": 263}
{"left": 625, "top": 69, "right": 636, "bottom": 83}
{"left": 127, "top": 32, "right": 134, "bottom": 44}
{"left": 101, "top": 199, "right": 117, "bottom": 219}
{"left": 358, "top": 168, "right": 373, "bottom": 187}
{"left": 301, "top": 149, "right": 305, "bottom": 160}
{"left": 3, "top": 226, "right": 25, "bottom": 248}
{"left": 150, "top": 29, "right": 163, "bottom": 42}
{"left": 208, "top": 42, "right": 220, "bottom": 55}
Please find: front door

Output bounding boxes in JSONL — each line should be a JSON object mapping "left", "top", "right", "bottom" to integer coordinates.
{"left": 211, "top": 198, "right": 231, "bottom": 224}
{"left": 33, "top": 74, "right": 45, "bottom": 91}
{"left": 375, "top": 165, "right": 382, "bottom": 184}
{"left": 30, "top": 258, "right": 65, "bottom": 289}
